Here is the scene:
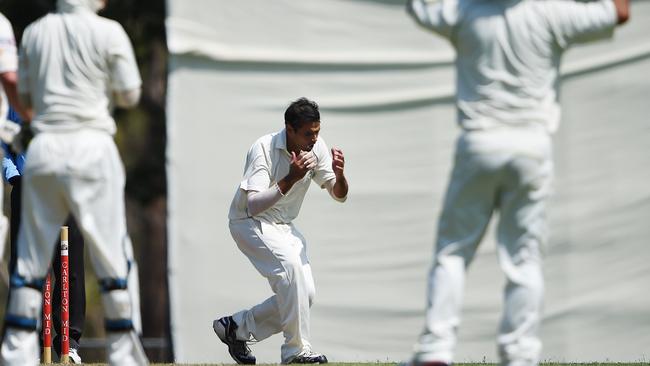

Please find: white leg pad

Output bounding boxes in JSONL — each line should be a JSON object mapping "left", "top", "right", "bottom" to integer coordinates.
{"left": 102, "top": 289, "right": 132, "bottom": 320}
{"left": 0, "top": 328, "right": 39, "bottom": 366}
{"left": 0, "top": 285, "right": 42, "bottom": 365}
{"left": 6, "top": 286, "right": 42, "bottom": 322}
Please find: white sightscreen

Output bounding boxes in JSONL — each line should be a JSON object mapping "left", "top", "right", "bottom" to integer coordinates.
{"left": 166, "top": 0, "right": 650, "bottom": 363}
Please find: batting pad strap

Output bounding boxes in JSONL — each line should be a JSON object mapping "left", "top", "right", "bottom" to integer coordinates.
{"left": 99, "top": 277, "right": 128, "bottom": 293}
{"left": 4, "top": 314, "right": 38, "bottom": 331}
{"left": 105, "top": 318, "right": 134, "bottom": 332}
{"left": 10, "top": 274, "right": 45, "bottom": 291}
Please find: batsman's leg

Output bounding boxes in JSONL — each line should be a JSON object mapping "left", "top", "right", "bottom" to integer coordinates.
{"left": 74, "top": 209, "right": 148, "bottom": 366}
{"left": 1, "top": 172, "right": 68, "bottom": 366}
{"left": 66, "top": 132, "right": 148, "bottom": 366}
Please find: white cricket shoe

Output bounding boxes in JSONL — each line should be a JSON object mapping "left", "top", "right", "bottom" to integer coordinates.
{"left": 68, "top": 348, "right": 82, "bottom": 364}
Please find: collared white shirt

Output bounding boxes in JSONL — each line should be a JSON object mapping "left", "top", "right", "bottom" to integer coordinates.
{"left": 18, "top": 7, "right": 141, "bottom": 134}
{"left": 229, "top": 129, "right": 336, "bottom": 224}
{"left": 408, "top": 0, "right": 618, "bottom": 133}
{"left": 0, "top": 13, "right": 17, "bottom": 123}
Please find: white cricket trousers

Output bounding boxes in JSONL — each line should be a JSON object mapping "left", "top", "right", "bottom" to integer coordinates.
{"left": 1, "top": 129, "right": 148, "bottom": 366}
{"left": 414, "top": 127, "right": 552, "bottom": 366}
{"left": 229, "top": 218, "right": 316, "bottom": 363}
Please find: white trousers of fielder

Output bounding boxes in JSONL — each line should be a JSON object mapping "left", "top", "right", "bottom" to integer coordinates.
{"left": 413, "top": 128, "right": 552, "bottom": 366}
{"left": 229, "top": 218, "right": 316, "bottom": 363}
{"left": 0, "top": 130, "right": 148, "bottom": 366}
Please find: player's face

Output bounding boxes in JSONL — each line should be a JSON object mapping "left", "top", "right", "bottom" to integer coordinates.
{"left": 287, "top": 121, "right": 320, "bottom": 153}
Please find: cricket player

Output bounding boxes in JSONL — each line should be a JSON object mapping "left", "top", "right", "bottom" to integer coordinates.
{"left": 213, "top": 97, "right": 348, "bottom": 364}
{"left": 0, "top": 11, "right": 29, "bottom": 125}
{"left": 0, "top": 0, "right": 149, "bottom": 365}
{"left": 0, "top": 11, "right": 30, "bottom": 261}
{"left": 405, "top": 0, "right": 630, "bottom": 365}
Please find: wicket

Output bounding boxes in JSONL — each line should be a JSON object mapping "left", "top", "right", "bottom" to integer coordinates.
{"left": 43, "top": 226, "right": 70, "bottom": 364}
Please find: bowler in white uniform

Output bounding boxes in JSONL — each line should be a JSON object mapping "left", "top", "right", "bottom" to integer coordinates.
{"left": 405, "top": 0, "right": 630, "bottom": 365}
{"left": 214, "top": 97, "right": 348, "bottom": 365}
{"left": 1, "top": 0, "right": 148, "bottom": 365}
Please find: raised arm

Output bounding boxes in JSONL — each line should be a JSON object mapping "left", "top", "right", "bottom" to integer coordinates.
{"left": 327, "top": 147, "right": 348, "bottom": 201}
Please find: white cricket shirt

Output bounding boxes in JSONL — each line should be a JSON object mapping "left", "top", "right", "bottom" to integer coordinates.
{"left": 0, "top": 13, "right": 17, "bottom": 122}
{"left": 229, "top": 129, "right": 336, "bottom": 224}
{"left": 18, "top": 0, "right": 141, "bottom": 134}
{"left": 408, "top": 0, "right": 618, "bottom": 133}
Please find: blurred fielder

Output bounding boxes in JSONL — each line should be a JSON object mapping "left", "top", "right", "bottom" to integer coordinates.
{"left": 0, "top": 10, "right": 30, "bottom": 264}
{"left": 0, "top": 0, "right": 148, "bottom": 365}
{"left": 214, "top": 97, "right": 348, "bottom": 364}
{"left": 0, "top": 11, "right": 29, "bottom": 124}
{"left": 405, "top": 0, "right": 629, "bottom": 365}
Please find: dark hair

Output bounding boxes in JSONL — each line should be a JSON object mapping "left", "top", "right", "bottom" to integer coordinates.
{"left": 284, "top": 97, "right": 320, "bottom": 130}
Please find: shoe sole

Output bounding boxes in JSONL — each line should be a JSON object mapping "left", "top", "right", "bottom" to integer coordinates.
{"left": 284, "top": 354, "right": 328, "bottom": 364}
{"left": 213, "top": 319, "right": 255, "bottom": 365}
{"left": 212, "top": 319, "right": 227, "bottom": 342}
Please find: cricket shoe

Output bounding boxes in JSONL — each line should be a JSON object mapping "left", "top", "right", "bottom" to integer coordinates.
{"left": 68, "top": 348, "right": 82, "bottom": 364}
{"left": 284, "top": 349, "right": 328, "bottom": 364}
{"left": 54, "top": 339, "right": 82, "bottom": 364}
{"left": 213, "top": 316, "right": 256, "bottom": 365}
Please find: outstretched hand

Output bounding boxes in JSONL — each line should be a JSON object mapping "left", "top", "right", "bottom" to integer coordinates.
{"left": 331, "top": 147, "right": 345, "bottom": 178}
